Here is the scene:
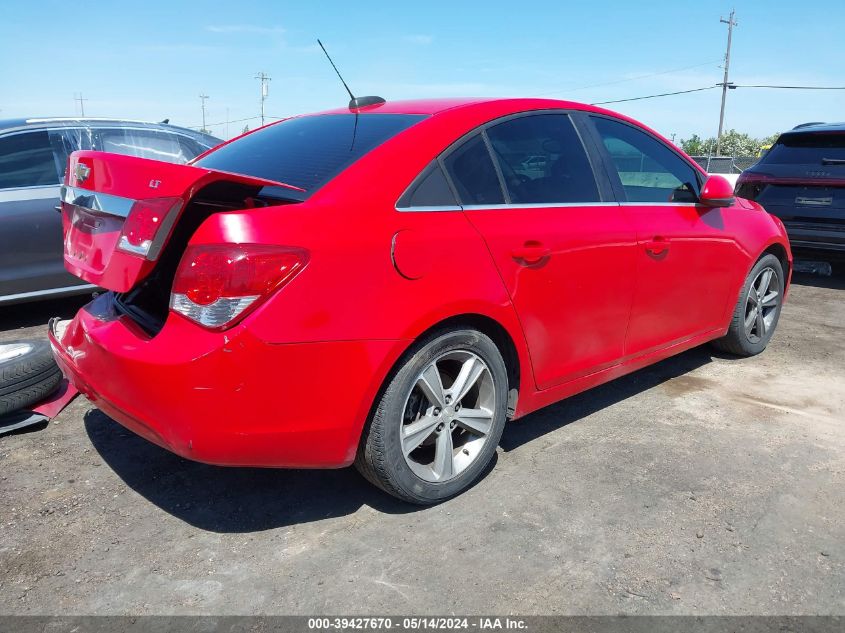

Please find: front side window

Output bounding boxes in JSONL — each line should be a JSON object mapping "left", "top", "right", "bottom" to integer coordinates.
{"left": 0, "top": 131, "right": 60, "bottom": 189}
{"left": 486, "top": 114, "right": 600, "bottom": 203}
{"left": 592, "top": 117, "right": 700, "bottom": 203}
{"left": 442, "top": 134, "right": 504, "bottom": 205}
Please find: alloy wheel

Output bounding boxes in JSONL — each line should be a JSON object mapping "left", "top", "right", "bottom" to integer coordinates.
{"left": 744, "top": 266, "right": 781, "bottom": 344}
{"left": 400, "top": 350, "right": 496, "bottom": 483}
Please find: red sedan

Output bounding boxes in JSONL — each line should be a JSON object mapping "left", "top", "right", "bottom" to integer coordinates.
{"left": 50, "top": 97, "right": 791, "bottom": 504}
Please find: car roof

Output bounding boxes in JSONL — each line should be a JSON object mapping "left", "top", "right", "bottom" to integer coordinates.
{"left": 312, "top": 96, "right": 612, "bottom": 117}
{"left": 782, "top": 121, "right": 845, "bottom": 135}
{"left": 0, "top": 117, "right": 220, "bottom": 142}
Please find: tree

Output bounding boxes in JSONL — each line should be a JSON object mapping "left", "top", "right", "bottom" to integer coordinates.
{"left": 680, "top": 134, "right": 710, "bottom": 156}
{"left": 679, "top": 129, "right": 780, "bottom": 157}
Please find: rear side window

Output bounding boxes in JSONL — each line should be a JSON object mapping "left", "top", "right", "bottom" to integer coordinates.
{"left": 195, "top": 113, "right": 426, "bottom": 199}
{"left": 442, "top": 134, "right": 505, "bottom": 205}
{"left": 0, "top": 131, "right": 60, "bottom": 189}
{"left": 97, "top": 129, "right": 195, "bottom": 163}
{"left": 486, "top": 114, "right": 600, "bottom": 203}
{"left": 398, "top": 163, "right": 457, "bottom": 208}
{"left": 592, "top": 116, "right": 700, "bottom": 203}
{"left": 764, "top": 133, "right": 845, "bottom": 165}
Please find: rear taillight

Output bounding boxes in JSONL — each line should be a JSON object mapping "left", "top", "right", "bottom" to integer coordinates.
{"left": 117, "top": 197, "right": 183, "bottom": 259}
{"left": 734, "top": 173, "right": 766, "bottom": 200}
{"left": 170, "top": 244, "right": 308, "bottom": 329}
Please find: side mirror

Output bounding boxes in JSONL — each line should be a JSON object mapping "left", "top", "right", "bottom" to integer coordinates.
{"left": 699, "top": 175, "right": 735, "bottom": 207}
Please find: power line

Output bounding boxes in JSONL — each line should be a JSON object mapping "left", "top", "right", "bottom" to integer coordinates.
{"left": 535, "top": 60, "right": 721, "bottom": 97}
{"left": 591, "top": 86, "right": 717, "bottom": 105}
{"left": 733, "top": 84, "right": 845, "bottom": 90}
{"left": 187, "top": 115, "right": 261, "bottom": 130}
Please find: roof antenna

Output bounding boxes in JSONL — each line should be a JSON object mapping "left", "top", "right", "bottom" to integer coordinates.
{"left": 317, "top": 39, "right": 386, "bottom": 110}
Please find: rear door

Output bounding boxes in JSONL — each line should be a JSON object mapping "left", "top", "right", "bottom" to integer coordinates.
{"left": 0, "top": 129, "right": 85, "bottom": 300}
{"left": 588, "top": 115, "right": 738, "bottom": 356}
{"left": 448, "top": 112, "right": 637, "bottom": 390}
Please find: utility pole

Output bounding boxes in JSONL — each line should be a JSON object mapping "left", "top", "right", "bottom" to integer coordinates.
{"left": 199, "top": 94, "right": 209, "bottom": 132}
{"left": 716, "top": 9, "right": 737, "bottom": 156}
{"left": 74, "top": 93, "right": 88, "bottom": 117}
{"left": 255, "top": 72, "right": 271, "bottom": 126}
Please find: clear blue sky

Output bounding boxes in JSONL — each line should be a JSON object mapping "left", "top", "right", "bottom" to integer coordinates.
{"left": 1, "top": 0, "right": 843, "bottom": 140}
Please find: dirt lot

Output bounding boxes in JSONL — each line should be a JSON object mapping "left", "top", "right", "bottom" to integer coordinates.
{"left": 1, "top": 271, "right": 843, "bottom": 615}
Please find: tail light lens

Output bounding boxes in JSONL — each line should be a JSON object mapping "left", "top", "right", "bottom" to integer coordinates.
{"left": 118, "top": 197, "right": 183, "bottom": 259}
{"left": 734, "top": 173, "right": 766, "bottom": 200}
{"left": 170, "top": 244, "right": 308, "bottom": 329}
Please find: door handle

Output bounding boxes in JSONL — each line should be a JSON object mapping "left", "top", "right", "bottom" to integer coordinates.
{"left": 511, "top": 242, "right": 550, "bottom": 265}
{"left": 644, "top": 236, "right": 669, "bottom": 257}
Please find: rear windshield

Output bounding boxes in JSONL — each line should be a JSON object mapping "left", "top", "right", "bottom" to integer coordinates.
{"left": 764, "top": 132, "right": 845, "bottom": 165}
{"left": 194, "top": 113, "right": 426, "bottom": 200}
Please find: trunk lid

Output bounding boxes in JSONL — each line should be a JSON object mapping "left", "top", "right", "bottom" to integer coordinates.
{"left": 61, "top": 151, "right": 302, "bottom": 292}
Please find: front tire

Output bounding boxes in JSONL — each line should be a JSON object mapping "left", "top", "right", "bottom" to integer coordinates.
{"left": 355, "top": 329, "right": 509, "bottom": 504}
{"left": 712, "top": 253, "right": 784, "bottom": 356}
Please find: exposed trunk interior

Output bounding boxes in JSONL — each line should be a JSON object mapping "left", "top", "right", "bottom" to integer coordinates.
{"left": 113, "top": 181, "right": 297, "bottom": 336}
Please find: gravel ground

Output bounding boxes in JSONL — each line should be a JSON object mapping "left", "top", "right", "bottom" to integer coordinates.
{"left": 0, "top": 271, "right": 843, "bottom": 615}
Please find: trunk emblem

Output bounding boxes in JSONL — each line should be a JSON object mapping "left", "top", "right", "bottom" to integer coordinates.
{"left": 74, "top": 162, "right": 91, "bottom": 185}
{"left": 149, "top": 179, "right": 161, "bottom": 189}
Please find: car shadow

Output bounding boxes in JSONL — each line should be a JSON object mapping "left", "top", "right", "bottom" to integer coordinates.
{"left": 499, "top": 345, "right": 717, "bottom": 452}
{"left": 0, "top": 294, "right": 92, "bottom": 332}
{"left": 789, "top": 270, "right": 845, "bottom": 291}
{"left": 83, "top": 408, "right": 421, "bottom": 532}
{"left": 84, "top": 345, "right": 717, "bottom": 533}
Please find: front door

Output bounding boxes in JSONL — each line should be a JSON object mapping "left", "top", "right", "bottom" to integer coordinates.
{"left": 0, "top": 129, "right": 81, "bottom": 299}
{"left": 589, "top": 116, "right": 738, "bottom": 356}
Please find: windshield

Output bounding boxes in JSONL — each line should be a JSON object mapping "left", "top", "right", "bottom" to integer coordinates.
{"left": 194, "top": 113, "right": 426, "bottom": 201}
{"left": 764, "top": 132, "right": 845, "bottom": 165}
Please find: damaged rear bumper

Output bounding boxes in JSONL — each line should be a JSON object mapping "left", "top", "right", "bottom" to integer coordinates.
{"left": 49, "top": 294, "right": 405, "bottom": 468}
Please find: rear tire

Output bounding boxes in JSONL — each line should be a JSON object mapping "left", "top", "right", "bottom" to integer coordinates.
{"left": 0, "top": 340, "right": 62, "bottom": 416}
{"left": 712, "top": 254, "right": 784, "bottom": 357}
{"left": 355, "top": 329, "right": 508, "bottom": 505}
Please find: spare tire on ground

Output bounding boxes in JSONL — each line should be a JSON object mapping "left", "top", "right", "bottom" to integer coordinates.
{"left": 0, "top": 340, "right": 63, "bottom": 417}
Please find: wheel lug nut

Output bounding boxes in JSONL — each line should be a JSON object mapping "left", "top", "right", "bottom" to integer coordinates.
{"left": 433, "top": 408, "right": 441, "bottom": 416}
{"left": 445, "top": 395, "right": 452, "bottom": 404}
{"left": 436, "top": 423, "right": 444, "bottom": 432}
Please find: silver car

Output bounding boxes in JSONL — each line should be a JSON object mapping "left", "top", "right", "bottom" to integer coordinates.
{"left": 0, "top": 118, "right": 220, "bottom": 304}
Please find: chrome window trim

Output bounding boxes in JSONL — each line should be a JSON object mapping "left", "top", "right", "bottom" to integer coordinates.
{"left": 61, "top": 185, "right": 135, "bottom": 218}
{"left": 462, "top": 202, "right": 622, "bottom": 210}
{"left": 1, "top": 125, "right": 213, "bottom": 149}
{"left": 396, "top": 201, "right": 627, "bottom": 213}
{"left": 618, "top": 202, "right": 702, "bottom": 207}
{"left": 0, "top": 283, "right": 97, "bottom": 305}
{"left": 396, "top": 204, "right": 463, "bottom": 213}
{"left": 0, "top": 185, "right": 60, "bottom": 202}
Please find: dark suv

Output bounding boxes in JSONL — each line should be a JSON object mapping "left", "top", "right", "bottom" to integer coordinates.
{"left": 736, "top": 123, "right": 845, "bottom": 272}
{"left": 0, "top": 118, "right": 220, "bottom": 305}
